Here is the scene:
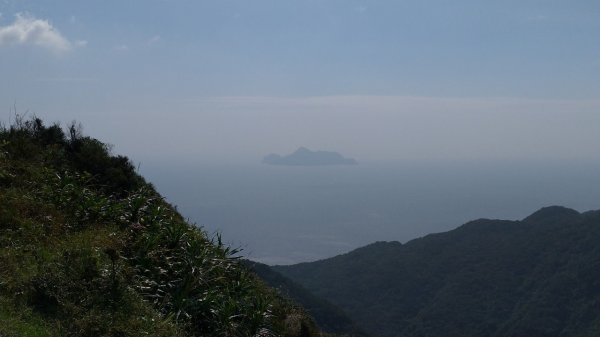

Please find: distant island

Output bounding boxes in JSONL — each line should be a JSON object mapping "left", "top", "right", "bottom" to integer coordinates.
{"left": 263, "top": 147, "right": 358, "bottom": 166}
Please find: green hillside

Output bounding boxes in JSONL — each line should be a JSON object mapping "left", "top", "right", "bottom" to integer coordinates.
{"left": 275, "top": 206, "right": 600, "bottom": 337}
{"left": 0, "top": 117, "right": 335, "bottom": 337}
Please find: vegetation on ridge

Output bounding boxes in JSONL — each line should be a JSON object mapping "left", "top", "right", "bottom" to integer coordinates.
{"left": 0, "top": 116, "right": 334, "bottom": 337}
{"left": 276, "top": 207, "right": 600, "bottom": 337}
{"left": 245, "top": 261, "right": 368, "bottom": 337}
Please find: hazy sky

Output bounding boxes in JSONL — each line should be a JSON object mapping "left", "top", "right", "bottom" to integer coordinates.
{"left": 1, "top": 0, "right": 600, "bottom": 164}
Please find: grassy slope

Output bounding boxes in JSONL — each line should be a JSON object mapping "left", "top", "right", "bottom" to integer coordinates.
{"left": 276, "top": 207, "right": 600, "bottom": 337}
{"left": 0, "top": 118, "right": 333, "bottom": 337}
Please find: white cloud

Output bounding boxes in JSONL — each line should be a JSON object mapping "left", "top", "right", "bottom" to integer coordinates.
{"left": 0, "top": 13, "right": 72, "bottom": 53}
{"left": 35, "top": 77, "right": 97, "bottom": 83}
{"left": 354, "top": 5, "right": 368, "bottom": 13}
{"left": 114, "top": 44, "right": 129, "bottom": 51}
{"left": 147, "top": 35, "right": 161, "bottom": 45}
{"left": 74, "top": 39, "right": 87, "bottom": 47}
{"left": 526, "top": 14, "right": 548, "bottom": 22}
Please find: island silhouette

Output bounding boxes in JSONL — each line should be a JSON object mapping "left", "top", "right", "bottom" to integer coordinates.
{"left": 263, "top": 147, "right": 358, "bottom": 166}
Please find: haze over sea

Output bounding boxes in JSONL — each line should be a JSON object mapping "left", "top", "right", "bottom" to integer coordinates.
{"left": 2, "top": 0, "right": 599, "bottom": 265}
{"left": 142, "top": 160, "right": 600, "bottom": 265}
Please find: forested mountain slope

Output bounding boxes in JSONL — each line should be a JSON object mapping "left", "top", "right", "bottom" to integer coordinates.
{"left": 0, "top": 118, "right": 334, "bottom": 337}
{"left": 246, "top": 261, "right": 368, "bottom": 337}
{"left": 275, "top": 206, "right": 600, "bottom": 337}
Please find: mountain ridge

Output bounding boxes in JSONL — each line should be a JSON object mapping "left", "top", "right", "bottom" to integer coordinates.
{"left": 245, "top": 260, "right": 369, "bottom": 337}
{"left": 274, "top": 205, "right": 600, "bottom": 337}
{"left": 0, "top": 118, "right": 340, "bottom": 337}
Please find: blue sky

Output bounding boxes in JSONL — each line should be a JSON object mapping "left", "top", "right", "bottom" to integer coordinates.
{"left": 1, "top": 0, "right": 600, "bottom": 163}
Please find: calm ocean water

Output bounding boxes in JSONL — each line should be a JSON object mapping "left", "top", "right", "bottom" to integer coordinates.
{"left": 141, "top": 161, "right": 600, "bottom": 265}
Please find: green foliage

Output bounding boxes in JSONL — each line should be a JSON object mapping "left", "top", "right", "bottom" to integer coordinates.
{"left": 247, "top": 261, "right": 368, "bottom": 337}
{"left": 276, "top": 207, "right": 600, "bottom": 337}
{"left": 0, "top": 117, "right": 329, "bottom": 337}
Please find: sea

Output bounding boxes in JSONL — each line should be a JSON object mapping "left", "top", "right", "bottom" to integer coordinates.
{"left": 140, "top": 160, "right": 600, "bottom": 265}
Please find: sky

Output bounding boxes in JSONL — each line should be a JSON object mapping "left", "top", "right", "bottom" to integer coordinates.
{"left": 1, "top": 0, "right": 600, "bottom": 164}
